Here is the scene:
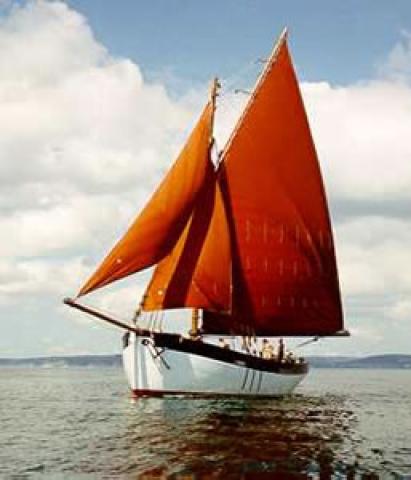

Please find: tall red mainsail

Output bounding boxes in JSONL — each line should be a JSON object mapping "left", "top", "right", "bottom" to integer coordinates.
{"left": 78, "top": 102, "right": 215, "bottom": 297}
{"left": 203, "top": 31, "right": 343, "bottom": 336}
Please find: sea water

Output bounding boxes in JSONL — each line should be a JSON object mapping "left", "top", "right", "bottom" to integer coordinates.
{"left": 0, "top": 367, "right": 410, "bottom": 479}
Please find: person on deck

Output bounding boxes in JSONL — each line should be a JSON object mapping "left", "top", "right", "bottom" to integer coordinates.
{"left": 262, "top": 339, "right": 274, "bottom": 359}
{"left": 219, "top": 338, "right": 229, "bottom": 349}
{"left": 278, "top": 338, "right": 285, "bottom": 362}
{"left": 285, "top": 351, "right": 295, "bottom": 364}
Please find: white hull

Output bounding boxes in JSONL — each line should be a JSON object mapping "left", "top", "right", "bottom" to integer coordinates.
{"left": 122, "top": 334, "right": 307, "bottom": 397}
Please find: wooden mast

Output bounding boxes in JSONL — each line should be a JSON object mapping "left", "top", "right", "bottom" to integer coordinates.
{"left": 190, "top": 77, "right": 220, "bottom": 338}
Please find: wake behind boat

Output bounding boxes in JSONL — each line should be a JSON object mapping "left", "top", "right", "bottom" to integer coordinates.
{"left": 65, "top": 29, "right": 347, "bottom": 397}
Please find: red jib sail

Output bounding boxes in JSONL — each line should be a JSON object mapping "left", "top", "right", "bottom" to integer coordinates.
{"left": 203, "top": 31, "right": 343, "bottom": 336}
{"left": 78, "top": 102, "right": 215, "bottom": 297}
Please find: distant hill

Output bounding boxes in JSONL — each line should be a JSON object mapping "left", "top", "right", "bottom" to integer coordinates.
{"left": 0, "top": 353, "right": 410, "bottom": 369}
{"left": 307, "top": 354, "right": 411, "bottom": 369}
{"left": 0, "top": 354, "right": 121, "bottom": 368}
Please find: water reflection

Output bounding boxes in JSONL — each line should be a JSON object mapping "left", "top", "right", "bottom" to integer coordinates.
{"left": 122, "top": 394, "right": 379, "bottom": 479}
{"left": 2, "top": 368, "right": 405, "bottom": 478}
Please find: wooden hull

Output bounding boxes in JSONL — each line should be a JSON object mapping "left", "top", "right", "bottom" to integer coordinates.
{"left": 122, "top": 333, "right": 308, "bottom": 397}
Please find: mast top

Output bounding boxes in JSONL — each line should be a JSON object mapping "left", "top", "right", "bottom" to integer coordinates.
{"left": 210, "top": 77, "right": 221, "bottom": 110}
{"left": 278, "top": 26, "right": 288, "bottom": 43}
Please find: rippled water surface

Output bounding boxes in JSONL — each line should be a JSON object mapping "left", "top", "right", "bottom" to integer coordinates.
{"left": 0, "top": 367, "right": 410, "bottom": 479}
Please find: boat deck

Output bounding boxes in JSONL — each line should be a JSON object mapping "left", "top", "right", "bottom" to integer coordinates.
{"left": 150, "top": 332, "right": 308, "bottom": 375}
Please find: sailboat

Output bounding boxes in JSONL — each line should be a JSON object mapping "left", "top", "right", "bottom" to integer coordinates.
{"left": 64, "top": 29, "right": 347, "bottom": 397}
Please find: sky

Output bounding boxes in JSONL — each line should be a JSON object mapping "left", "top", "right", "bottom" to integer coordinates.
{"left": 0, "top": 0, "right": 410, "bottom": 357}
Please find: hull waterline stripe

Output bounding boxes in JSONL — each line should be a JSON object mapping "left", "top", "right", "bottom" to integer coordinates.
{"left": 131, "top": 388, "right": 295, "bottom": 399}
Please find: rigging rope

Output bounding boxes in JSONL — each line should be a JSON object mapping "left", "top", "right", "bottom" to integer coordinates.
{"left": 152, "top": 311, "right": 159, "bottom": 331}
{"left": 148, "top": 312, "right": 154, "bottom": 331}
{"left": 155, "top": 311, "right": 161, "bottom": 331}
{"left": 219, "top": 59, "right": 260, "bottom": 94}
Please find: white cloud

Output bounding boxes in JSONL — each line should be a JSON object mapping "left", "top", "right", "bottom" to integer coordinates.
{"left": 302, "top": 80, "right": 411, "bottom": 201}
{"left": 0, "top": 1, "right": 106, "bottom": 86}
{"left": 378, "top": 30, "right": 411, "bottom": 81}
{"left": 0, "top": 1, "right": 200, "bottom": 299}
{"left": 1, "top": 193, "right": 139, "bottom": 258}
{"left": 336, "top": 217, "right": 411, "bottom": 296}
{"left": 0, "top": 256, "right": 88, "bottom": 297}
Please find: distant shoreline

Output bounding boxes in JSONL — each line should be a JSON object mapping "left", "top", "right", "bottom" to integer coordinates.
{"left": 0, "top": 354, "right": 410, "bottom": 369}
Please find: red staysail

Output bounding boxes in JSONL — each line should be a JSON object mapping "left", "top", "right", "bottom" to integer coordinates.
{"left": 203, "top": 32, "right": 343, "bottom": 336}
{"left": 142, "top": 161, "right": 231, "bottom": 313}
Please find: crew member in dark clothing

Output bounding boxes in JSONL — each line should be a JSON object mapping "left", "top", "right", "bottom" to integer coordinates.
{"left": 278, "top": 338, "right": 285, "bottom": 362}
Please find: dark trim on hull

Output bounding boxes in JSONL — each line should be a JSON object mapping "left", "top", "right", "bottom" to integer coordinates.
{"left": 147, "top": 332, "right": 308, "bottom": 375}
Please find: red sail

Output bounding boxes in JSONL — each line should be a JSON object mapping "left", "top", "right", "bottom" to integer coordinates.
{"left": 78, "top": 102, "right": 214, "bottom": 297}
{"left": 142, "top": 161, "right": 231, "bottom": 313}
{"left": 203, "top": 33, "right": 343, "bottom": 336}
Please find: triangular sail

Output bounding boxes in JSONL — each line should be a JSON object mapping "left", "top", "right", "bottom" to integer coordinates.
{"left": 203, "top": 32, "right": 343, "bottom": 336}
{"left": 142, "top": 162, "right": 231, "bottom": 313}
{"left": 78, "top": 102, "right": 214, "bottom": 297}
